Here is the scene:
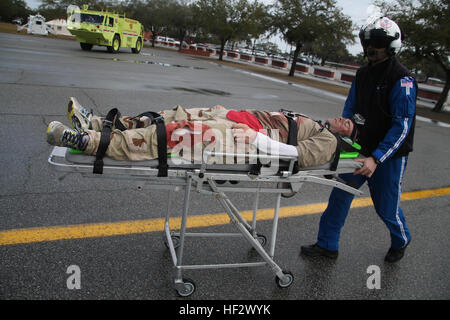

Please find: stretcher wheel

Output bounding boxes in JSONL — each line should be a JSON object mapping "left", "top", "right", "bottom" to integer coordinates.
{"left": 164, "top": 234, "right": 180, "bottom": 249}
{"left": 276, "top": 271, "right": 294, "bottom": 288}
{"left": 256, "top": 234, "right": 267, "bottom": 247}
{"left": 176, "top": 278, "right": 196, "bottom": 297}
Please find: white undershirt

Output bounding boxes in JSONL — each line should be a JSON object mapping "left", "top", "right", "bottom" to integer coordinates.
{"left": 251, "top": 132, "right": 298, "bottom": 157}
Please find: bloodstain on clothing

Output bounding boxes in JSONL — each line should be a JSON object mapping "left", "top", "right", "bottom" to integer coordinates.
{"left": 132, "top": 138, "right": 147, "bottom": 148}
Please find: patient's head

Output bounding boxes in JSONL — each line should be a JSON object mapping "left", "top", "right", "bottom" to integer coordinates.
{"left": 326, "top": 117, "right": 354, "bottom": 137}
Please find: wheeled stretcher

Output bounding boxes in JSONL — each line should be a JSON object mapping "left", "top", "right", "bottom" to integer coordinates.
{"left": 48, "top": 146, "right": 363, "bottom": 296}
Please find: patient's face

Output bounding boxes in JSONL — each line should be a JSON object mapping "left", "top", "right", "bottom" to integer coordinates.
{"left": 327, "top": 117, "right": 354, "bottom": 137}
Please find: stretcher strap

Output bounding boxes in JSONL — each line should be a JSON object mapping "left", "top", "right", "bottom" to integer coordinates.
{"left": 154, "top": 117, "right": 168, "bottom": 177}
{"left": 250, "top": 115, "right": 299, "bottom": 176}
{"left": 93, "top": 109, "right": 168, "bottom": 177}
{"left": 133, "top": 111, "right": 167, "bottom": 177}
{"left": 94, "top": 108, "right": 121, "bottom": 174}
{"left": 286, "top": 116, "right": 299, "bottom": 174}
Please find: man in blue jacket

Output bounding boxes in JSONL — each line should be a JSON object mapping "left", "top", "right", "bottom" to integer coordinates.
{"left": 301, "top": 15, "right": 417, "bottom": 263}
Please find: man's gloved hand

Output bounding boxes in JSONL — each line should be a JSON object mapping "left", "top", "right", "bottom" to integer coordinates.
{"left": 354, "top": 157, "right": 378, "bottom": 178}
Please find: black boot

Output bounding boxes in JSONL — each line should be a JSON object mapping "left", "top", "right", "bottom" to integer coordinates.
{"left": 385, "top": 239, "right": 411, "bottom": 263}
{"left": 300, "top": 243, "right": 338, "bottom": 259}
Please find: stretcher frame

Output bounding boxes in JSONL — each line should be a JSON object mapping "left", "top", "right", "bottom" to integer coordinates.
{"left": 48, "top": 146, "right": 363, "bottom": 297}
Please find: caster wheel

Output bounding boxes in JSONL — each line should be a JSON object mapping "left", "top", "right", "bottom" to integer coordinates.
{"left": 256, "top": 234, "right": 267, "bottom": 247}
{"left": 164, "top": 234, "right": 180, "bottom": 249}
{"left": 176, "top": 278, "right": 196, "bottom": 297}
{"left": 276, "top": 271, "right": 294, "bottom": 288}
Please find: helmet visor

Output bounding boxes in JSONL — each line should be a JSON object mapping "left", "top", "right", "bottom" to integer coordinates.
{"left": 359, "top": 28, "right": 393, "bottom": 49}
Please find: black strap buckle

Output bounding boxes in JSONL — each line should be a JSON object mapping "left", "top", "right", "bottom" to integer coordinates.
{"left": 103, "top": 119, "right": 113, "bottom": 129}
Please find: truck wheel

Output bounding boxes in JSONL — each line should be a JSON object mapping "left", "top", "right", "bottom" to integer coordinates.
{"left": 131, "top": 37, "right": 142, "bottom": 53}
{"left": 107, "top": 35, "right": 120, "bottom": 53}
{"left": 80, "top": 43, "right": 93, "bottom": 51}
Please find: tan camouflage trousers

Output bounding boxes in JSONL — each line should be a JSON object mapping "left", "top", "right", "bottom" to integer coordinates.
{"left": 83, "top": 105, "right": 254, "bottom": 162}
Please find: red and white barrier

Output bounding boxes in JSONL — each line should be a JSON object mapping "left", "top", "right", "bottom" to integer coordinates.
{"left": 340, "top": 72, "right": 356, "bottom": 84}
{"left": 240, "top": 54, "right": 253, "bottom": 62}
{"left": 271, "top": 59, "right": 287, "bottom": 69}
{"left": 417, "top": 85, "right": 446, "bottom": 103}
{"left": 313, "top": 67, "right": 335, "bottom": 79}
{"left": 254, "top": 56, "right": 268, "bottom": 65}
{"left": 295, "top": 64, "right": 309, "bottom": 73}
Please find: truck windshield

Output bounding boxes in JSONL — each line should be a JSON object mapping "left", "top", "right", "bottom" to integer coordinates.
{"left": 80, "top": 13, "right": 104, "bottom": 24}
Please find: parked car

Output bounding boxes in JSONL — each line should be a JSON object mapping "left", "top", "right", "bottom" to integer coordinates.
{"left": 270, "top": 54, "right": 286, "bottom": 61}
{"left": 254, "top": 51, "right": 268, "bottom": 57}
{"left": 155, "top": 36, "right": 177, "bottom": 44}
{"left": 296, "top": 57, "right": 312, "bottom": 65}
{"left": 239, "top": 48, "right": 252, "bottom": 55}
{"left": 12, "top": 18, "right": 23, "bottom": 25}
{"left": 196, "top": 43, "right": 209, "bottom": 50}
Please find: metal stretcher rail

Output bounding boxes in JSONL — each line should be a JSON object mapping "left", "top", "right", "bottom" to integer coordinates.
{"left": 48, "top": 146, "right": 363, "bottom": 296}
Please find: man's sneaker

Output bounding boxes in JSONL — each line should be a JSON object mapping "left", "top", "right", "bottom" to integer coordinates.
{"left": 385, "top": 239, "right": 411, "bottom": 263}
{"left": 46, "top": 121, "right": 89, "bottom": 151}
{"left": 67, "top": 97, "right": 92, "bottom": 132}
{"left": 300, "top": 243, "right": 338, "bottom": 259}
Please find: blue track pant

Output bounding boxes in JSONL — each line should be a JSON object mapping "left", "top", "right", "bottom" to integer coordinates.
{"left": 317, "top": 156, "right": 411, "bottom": 251}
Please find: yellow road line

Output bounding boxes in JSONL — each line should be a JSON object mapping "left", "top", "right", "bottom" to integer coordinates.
{"left": 1, "top": 187, "right": 449, "bottom": 246}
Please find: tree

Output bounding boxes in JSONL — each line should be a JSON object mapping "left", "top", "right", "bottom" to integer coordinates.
{"left": 167, "top": 1, "right": 196, "bottom": 52}
{"left": 312, "top": 40, "right": 353, "bottom": 65}
{"left": 243, "top": 0, "right": 271, "bottom": 55}
{"left": 309, "top": 7, "right": 355, "bottom": 65}
{"left": 193, "top": 0, "right": 268, "bottom": 61}
{"left": 193, "top": 0, "right": 238, "bottom": 60}
{"left": 378, "top": 0, "right": 449, "bottom": 112}
{"left": 271, "top": 0, "right": 354, "bottom": 76}
{"left": 0, "top": 0, "right": 31, "bottom": 22}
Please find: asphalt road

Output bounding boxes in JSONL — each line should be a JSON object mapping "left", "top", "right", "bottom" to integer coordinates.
{"left": 0, "top": 33, "right": 449, "bottom": 301}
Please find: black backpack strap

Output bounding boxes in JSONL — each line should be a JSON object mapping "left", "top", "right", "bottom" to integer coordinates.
{"left": 93, "top": 108, "right": 122, "bottom": 174}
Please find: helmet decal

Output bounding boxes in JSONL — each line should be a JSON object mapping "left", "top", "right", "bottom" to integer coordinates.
{"left": 380, "top": 18, "right": 392, "bottom": 30}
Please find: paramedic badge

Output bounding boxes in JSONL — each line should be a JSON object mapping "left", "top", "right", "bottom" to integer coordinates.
{"left": 401, "top": 78, "right": 413, "bottom": 95}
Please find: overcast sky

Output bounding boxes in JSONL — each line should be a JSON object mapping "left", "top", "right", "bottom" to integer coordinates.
{"left": 24, "top": 0, "right": 389, "bottom": 55}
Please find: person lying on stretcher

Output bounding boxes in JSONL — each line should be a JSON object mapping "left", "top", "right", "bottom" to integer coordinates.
{"left": 46, "top": 97, "right": 360, "bottom": 168}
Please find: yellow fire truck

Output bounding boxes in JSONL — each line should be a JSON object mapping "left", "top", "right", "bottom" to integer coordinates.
{"left": 67, "top": 4, "right": 144, "bottom": 53}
